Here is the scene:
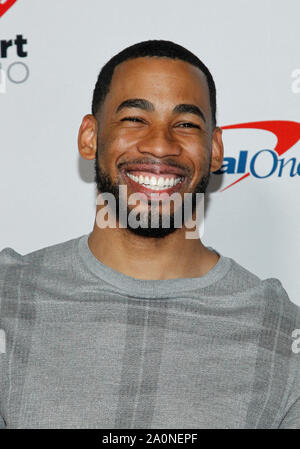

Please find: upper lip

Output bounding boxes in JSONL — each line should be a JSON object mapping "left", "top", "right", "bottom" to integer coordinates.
{"left": 121, "top": 163, "right": 186, "bottom": 177}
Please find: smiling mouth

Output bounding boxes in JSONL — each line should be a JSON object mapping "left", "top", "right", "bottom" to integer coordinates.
{"left": 126, "top": 171, "right": 183, "bottom": 190}
{"left": 120, "top": 165, "right": 187, "bottom": 197}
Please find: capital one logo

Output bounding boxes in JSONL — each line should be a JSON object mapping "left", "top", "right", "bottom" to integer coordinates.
{"left": 0, "top": 0, "right": 18, "bottom": 18}
{"left": 214, "top": 121, "right": 300, "bottom": 191}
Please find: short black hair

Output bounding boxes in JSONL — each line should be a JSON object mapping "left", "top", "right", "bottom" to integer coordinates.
{"left": 92, "top": 40, "right": 217, "bottom": 127}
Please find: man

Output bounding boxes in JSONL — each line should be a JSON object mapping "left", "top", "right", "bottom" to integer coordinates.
{"left": 0, "top": 40, "right": 299, "bottom": 429}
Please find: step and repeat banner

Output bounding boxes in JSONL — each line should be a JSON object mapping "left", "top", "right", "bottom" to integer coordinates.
{"left": 0, "top": 0, "right": 299, "bottom": 304}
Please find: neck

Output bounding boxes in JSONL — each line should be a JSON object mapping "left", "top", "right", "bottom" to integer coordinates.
{"left": 88, "top": 209, "right": 219, "bottom": 280}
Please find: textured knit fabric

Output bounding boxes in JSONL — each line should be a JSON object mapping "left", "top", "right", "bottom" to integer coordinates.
{"left": 0, "top": 234, "right": 300, "bottom": 429}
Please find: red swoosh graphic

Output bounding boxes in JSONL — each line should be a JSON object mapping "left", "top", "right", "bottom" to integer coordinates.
{"left": 0, "top": 0, "right": 17, "bottom": 18}
{"left": 220, "top": 120, "right": 300, "bottom": 192}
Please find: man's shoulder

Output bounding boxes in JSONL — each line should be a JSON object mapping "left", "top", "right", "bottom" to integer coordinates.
{"left": 259, "top": 276, "right": 300, "bottom": 321}
{"left": 0, "top": 235, "right": 85, "bottom": 275}
{"left": 228, "top": 257, "right": 300, "bottom": 326}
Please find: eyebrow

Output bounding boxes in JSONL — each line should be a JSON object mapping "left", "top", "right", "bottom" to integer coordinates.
{"left": 173, "top": 104, "right": 206, "bottom": 123}
{"left": 116, "top": 98, "right": 206, "bottom": 123}
{"left": 116, "top": 98, "right": 154, "bottom": 113}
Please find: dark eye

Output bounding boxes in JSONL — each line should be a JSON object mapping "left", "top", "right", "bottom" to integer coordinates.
{"left": 120, "top": 117, "right": 144, "bottom": 123}
{"left": 178, "top": 122, "right": 200, "bottom": 129}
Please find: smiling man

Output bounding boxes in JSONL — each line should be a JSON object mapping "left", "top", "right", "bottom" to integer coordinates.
{"left": 0, "top": 40, "right": 300, "bottom": 429}
{"left": 80, "top": 49, "right": 223, "bottom": 277}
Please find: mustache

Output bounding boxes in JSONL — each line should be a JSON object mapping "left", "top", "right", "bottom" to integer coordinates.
{"left": 117, "top": 157, "right": 192, "bottom": 177}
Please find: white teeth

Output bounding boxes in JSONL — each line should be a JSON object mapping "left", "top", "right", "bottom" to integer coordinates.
{"left": 150, "top": 176, "right": 157, "bottom": 186}
{"left": 126, "top": 172, "right": 183, "bottom": 189}
{"left": 158, "top": 177, "right": 164, "bottom": 186}
{"left": 152, "top": 185, "right": 164, "bottom": 190}
{"left": 127, "top": 172, "right": 135, "bottom": 181}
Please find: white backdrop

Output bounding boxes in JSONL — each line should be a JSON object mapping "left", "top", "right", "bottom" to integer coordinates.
{"left": 0, "top": 0, "right": 299, "bottom": 304}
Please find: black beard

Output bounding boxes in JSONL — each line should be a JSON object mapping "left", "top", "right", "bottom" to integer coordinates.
{"left": 94, "top": 152, "right": 210, "bottom": 238}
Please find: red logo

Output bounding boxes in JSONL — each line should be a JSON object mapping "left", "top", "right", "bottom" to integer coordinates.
{"left": 0, "top": 0, "right": 18, "bottom": 18}
{"left": 220, "top": 120, "right": 300, "bottom": 191}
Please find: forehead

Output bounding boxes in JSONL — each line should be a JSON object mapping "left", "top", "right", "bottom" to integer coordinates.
{"left": 105, "top": 57, "right": 210, "bottom": 112}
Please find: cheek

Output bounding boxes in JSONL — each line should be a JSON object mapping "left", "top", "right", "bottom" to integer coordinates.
{"left": 195, "top": 149, "right": 210, "bottom": 168}
{"left": 98, "top": 132, "right": 140, "bottom": 182}
{"left": 98, "top": 133, "right": 130, "bottom": 167}
{"left": 183, "top": 140, "right": 211, "bottom": 173}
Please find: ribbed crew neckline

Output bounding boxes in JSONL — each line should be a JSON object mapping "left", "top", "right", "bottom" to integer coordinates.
{"left": 77, "top": 234, "right": 231, "bottom": 298}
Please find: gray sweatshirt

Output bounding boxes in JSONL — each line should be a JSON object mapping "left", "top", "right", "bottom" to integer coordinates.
{"left": 0, "top": 234, "right": 299, "bottom": 429}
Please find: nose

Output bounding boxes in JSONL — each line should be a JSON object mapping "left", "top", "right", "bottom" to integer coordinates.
{"left": 137, "top": 126, "right": 181, "bottom": 158}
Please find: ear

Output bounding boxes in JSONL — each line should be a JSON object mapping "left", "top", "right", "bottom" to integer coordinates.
{"left": 78, "top": 114, "right": 98, "bottom": 160}
{"left": 210, "top": 126, "right": 224, "bottom": 172}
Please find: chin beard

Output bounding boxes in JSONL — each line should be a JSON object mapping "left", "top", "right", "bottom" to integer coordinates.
{"left": 95, "top": 154, "right": 210, "bottom": 238}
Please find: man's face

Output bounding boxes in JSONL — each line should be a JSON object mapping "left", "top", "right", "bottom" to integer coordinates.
{"left": 86, "top": 57, "right": 223, "bottom": 237}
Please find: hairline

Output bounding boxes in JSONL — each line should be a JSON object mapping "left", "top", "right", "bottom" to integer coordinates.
{"left": 93, "top": 55, "right": 216, "bottom": 128}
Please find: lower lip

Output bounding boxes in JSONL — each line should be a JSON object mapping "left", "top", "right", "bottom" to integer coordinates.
{"left": 123, "top": 172, "right": 186, "bottom": 199}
